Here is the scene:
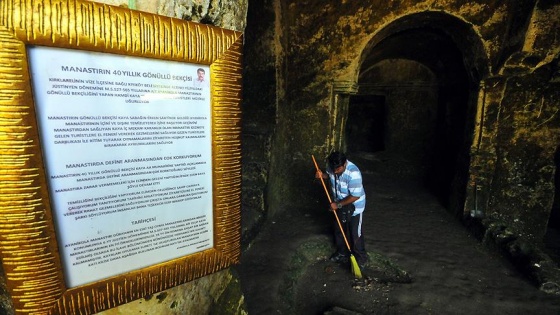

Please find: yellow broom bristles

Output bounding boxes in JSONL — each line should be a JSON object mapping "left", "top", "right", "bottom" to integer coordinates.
{"left": 350, "top": 255, "right": 363, "bottom": 279}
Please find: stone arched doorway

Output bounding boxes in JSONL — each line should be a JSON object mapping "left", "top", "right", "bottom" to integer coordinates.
{"left": 346, "top": 12, "right": 489, "bottom": 215}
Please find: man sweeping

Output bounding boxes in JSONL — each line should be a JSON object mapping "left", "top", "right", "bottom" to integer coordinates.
{"left": 314, "top": 151, "right": 368, "bottom": 271}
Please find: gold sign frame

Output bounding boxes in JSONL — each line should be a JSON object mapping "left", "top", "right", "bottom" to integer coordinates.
{"left": 0, "top": 1, "right": 242, "bottom": 314}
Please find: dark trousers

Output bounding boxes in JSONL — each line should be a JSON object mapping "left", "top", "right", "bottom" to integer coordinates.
{"left": 334, "top": 211, "right": 367, "bottom": 264}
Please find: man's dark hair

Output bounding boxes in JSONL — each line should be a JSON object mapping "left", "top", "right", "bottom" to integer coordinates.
{"left": 328, "top": 151, "right": 347, "bottom": 170}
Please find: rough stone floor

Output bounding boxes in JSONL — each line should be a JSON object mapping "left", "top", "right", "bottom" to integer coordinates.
{"left": 234, "top": 153, "right": 560, "bottom": 315}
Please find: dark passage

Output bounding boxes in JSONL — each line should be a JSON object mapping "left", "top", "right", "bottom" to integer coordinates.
{"left": 346, "top": 95, "right": 386, "bottom": 153}
{"left": 355, "top": 25, "right": 473, "bottom": 213}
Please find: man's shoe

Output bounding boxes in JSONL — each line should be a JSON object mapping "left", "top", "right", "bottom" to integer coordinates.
{"left": 330, "top": 252, "right": 348, "bottom": 263}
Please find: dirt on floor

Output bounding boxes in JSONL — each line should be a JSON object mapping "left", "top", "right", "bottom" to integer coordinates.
{"left": 234, "top": 152, "right": 560, "bottom": 315}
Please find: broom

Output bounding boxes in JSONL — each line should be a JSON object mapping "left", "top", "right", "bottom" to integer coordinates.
{"left": 312, "top": 155, "right": 363, "bottom": 279}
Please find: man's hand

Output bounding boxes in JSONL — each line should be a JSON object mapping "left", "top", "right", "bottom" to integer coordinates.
{"left": 315, "top": 170, "right": 328, "bottom": 180}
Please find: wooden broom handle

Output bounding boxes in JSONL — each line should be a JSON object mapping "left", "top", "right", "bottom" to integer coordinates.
{"left": 312, "top": 155, "right": 333, "bottom": 203}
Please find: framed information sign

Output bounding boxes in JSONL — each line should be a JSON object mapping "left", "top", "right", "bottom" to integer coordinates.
{"left": 0, "top": 0, "right": 242, "bottom": 314}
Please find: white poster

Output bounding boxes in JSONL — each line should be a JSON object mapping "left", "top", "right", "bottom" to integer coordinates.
{"left": 27, "top": 46, "right": 213, "bottom": 288}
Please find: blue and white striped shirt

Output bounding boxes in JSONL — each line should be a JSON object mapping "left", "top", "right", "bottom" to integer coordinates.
{"left": 327, "top": 160, "right": 366, "bottom": 215}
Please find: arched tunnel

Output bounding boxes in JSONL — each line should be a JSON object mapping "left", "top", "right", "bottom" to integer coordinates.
{"left": 345, "top": 13, "right": 483, "bottom": 215}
